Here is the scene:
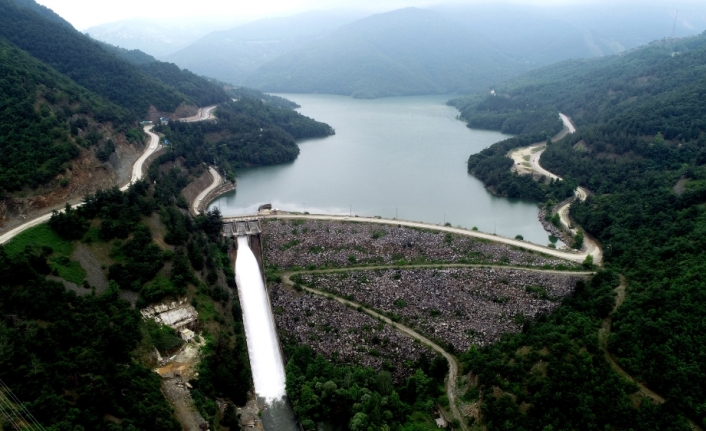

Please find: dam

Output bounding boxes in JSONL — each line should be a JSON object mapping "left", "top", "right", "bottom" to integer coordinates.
{"left": 227, "top": 218, "right": 298, "bottom": 430}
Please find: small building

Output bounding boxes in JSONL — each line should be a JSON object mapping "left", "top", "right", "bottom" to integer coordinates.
{"left": 435, "top": 416, "right": 448, "bottom": 428}
{"left": 159, "top": 117, "right": 169, "bottom": 125}
{"left": 179, "top": 328, "right": 195, "bottom": 342}
{"left": 139, "top": 120, "right": 153, "bottom": 126}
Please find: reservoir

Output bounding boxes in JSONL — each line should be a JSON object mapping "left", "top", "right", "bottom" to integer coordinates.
{"left": 210, "top": 94, "right": 551, "bottom": 245}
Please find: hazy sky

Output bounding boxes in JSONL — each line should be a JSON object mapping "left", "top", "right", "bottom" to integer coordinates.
{"left": 33, "top": 0, "right": 589, "bottom": 29}
{"left": 36, "top": 0, "right": 704, "bottom": 30}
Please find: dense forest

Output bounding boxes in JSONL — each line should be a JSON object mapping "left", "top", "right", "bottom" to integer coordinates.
{"left": 138, "top": 62, "right": 227, "bottom": 107}
{"left": 0, "top": 38, "right": 133, "bottom": 192}
{"left": 448, "top": 95, "right": 563, "bottom": 136}
{"left": 155, "top": 98, "right": 334, "bottom": 182}
{"left": 99, "top": 42, "right": 229, "bottom": 107}
{"left": 1, "top": 169, "right": 251, "bottom": 429}
{"left": 285, "top": 344, "right": 449, "bottom": 430}
{"left": 452, "top": 32, "right": 706, "bottom": 429}
{"left": 0, "top": 247, "right": 181, "bottom": 431}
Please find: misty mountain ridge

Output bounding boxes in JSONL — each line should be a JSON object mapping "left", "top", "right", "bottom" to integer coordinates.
{"left": 143, "top": 3, "right": 706, "bottom": 99}
{"left": 85, "top": 17, "right": 245, "bottom": 57}
{"left": 243, "top": 8, "right": 530, "bottom": 98}
{"left": 161, "top": 9, "right": 369, "bottom": 86}
{"left": 431, "top": 3, "right": 706, "bottom": 64}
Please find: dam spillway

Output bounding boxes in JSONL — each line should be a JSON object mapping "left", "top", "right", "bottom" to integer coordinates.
{"left": 234, "top": 235, "right": 286, "bottom": 401}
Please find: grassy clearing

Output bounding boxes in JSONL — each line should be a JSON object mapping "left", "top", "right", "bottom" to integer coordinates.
{"left": 195, "top": 292, "right": 219, "bottom": 323}
{"left": 3, "top": 224, "right": 73, "bottom": 257}
{"left": 4, "top": 224, "right": 86, "bottom": 284}
{"left": 50, "top": 256, "right": 86, "bottom": 284}
{"left": 81, "top": 226, "right": 101, "bottom": 243}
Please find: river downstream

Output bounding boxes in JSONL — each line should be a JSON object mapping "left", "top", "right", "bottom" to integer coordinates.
{"left": 210, "top": 94, "right": 551, "bottom": 245}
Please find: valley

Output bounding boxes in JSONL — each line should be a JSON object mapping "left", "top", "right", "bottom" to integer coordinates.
{"left": 2, "top": 0, "right": 706, "bottom": 430}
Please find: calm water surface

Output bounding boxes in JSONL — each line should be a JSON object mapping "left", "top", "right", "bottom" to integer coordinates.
{"left": 210, "top": 94, "right": 550, "bottom": 245}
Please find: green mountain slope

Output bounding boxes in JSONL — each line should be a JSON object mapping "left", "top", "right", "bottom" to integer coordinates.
{"left": 100, "top": 43, "right": 229, "bottom": 107}
{"left": 138, "top": 62, "right": 227, "bottom": 107}
{"left": 0, "top": 38, "right": 132, "bottom": 192}
{"left": 454, "top": 33, "right": 706, "bottom": 429}
{"left": 154, "top": 98, "right": 334, "bottom": 182}
{"left": 0, "top": 0, "right": 194, "bottom": 116}
{"left": 243, "top": 8, "right": 529, "bottom": 98}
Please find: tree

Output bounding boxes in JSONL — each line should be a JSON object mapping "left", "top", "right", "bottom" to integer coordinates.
{"left": 582, "top": 254, "right": 594, "bottom": 269}
{"left": 573, "top": 230, "right": 584, "bottom": 250}
{"left": 349, "top": 412, "right": 369, "bottom": 431}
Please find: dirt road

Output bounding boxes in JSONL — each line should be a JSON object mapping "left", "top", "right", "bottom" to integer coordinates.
{"left": 598, "top": 277, "right": 703, "bottom": 431}
{"left": 1, "top": 109, "right": 216, "bottom": 245}
{"left": 182, "top": 105, "right": 216, "bottom": 122}
{"left": 507, "top": 114, "right": 602, "bottom": 262}
{"left": 559, "top": 113, "right": 576, "bottom": 134}
{"left": 280, "top": 273, "right": 468, "bottom": 431}
{"left": 509, "top": 114, "right": 575, "bottom": 178}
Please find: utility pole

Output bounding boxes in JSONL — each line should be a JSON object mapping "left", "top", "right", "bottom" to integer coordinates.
{"left": 350, "top": 205, "right": 352, "bottom": 217}
{"left": 494, "top": 222, "right": 496, "bottom": 235}
{"left": 395, "top": 207, "right": 398, "bottom": 220}
{"left": 672, "top": 9, "right": 679, "bottom": 39}
{"left": 444, "top": 213, "right": 447, "bottom": 225}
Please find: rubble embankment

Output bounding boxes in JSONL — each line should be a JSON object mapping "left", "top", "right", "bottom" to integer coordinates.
{"left": 270, "top": 283, "right": 430, "bottom": 382}
{"left": 294, "top": 268, "right": 583, "bottom": 353}
{"left": 263, "top": 219, "right": 579, "bottom": 271}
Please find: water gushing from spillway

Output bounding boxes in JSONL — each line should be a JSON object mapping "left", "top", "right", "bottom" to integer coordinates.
{"left": 234, "top": 236, "right": 286, "bottom": 401}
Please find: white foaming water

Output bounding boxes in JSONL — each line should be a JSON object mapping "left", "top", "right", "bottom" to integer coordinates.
{"left": 235, "top": 236, "right": 286, "bottom": 401}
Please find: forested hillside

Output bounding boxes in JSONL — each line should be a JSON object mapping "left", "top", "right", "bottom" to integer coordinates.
{"left": 1, "top": 174, "right": 251, "bottom": 429}
{"left": 138, "top": 62, "right": 227, "bottom": 107}
{"left": 227, "top": 87, "right": 300, "bottom": 110}
{"left": 155, "top": 98, "right": 334, "bottom": 182}
{"left": 100, "top": 43, "right": 229, "bottom": 107}
{"left": 0, "top": 38, "right": 134, "bottom": 192}
{"left": 0, "top": 0, "right": 228, "bottom": 116}
{"left": 453, "top": 32, "right": 706, "bottom": 429}
{"left": 244, "top": 8, "right": 529, "bottom": 99}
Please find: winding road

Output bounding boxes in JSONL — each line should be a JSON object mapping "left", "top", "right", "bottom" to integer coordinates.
{"left": 508, "top": 114, "right": 602, "bottom": 263}
{"left": 183, "top": 105, "right": 217, "bottom": 122}
{"left": 598, "top": 277, "right": 704, "bottom": 431}
{"left": 192, "top": 167, "right": 223, "bottom": 214}
{"left": 1, "top": 108, "right": 216, "bottom": 246}
{"left": 280, "top": 271, "right": 469, "bottom": 431}
{"left": 282, "top": 263, "right": 591, "bottom": 429}
{"left": 122, "top": 125, "right": 160, "bottom": 191}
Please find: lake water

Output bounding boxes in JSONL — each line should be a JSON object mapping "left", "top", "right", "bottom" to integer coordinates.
{"left": 210, "top": 94, "right": 550, "bottom": 245}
